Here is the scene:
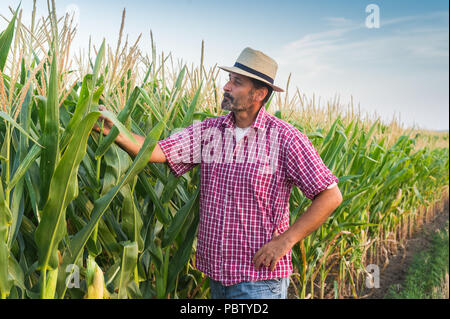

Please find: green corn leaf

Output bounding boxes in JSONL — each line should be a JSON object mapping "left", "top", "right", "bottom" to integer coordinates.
{"left": 0, "top": 112, "right": 42, "bottom": 148}
{"left": 0, "top": 181, "right": 13, "bottom": 298}
{"left": 60, "top": 74, "right": 93, "bottom": 150}
{"left": 156, "top": 247, "right": 170, "bottom": 299}
{"left": 137, "top": 174, "right": 169, "bottom": 224}
{"left": 158, "top": 89, "right": 201, "bottom": 208}
{"left": 181, "top": 83, "right": 202, "bottom": 127}
{"left": 101, "top": 144, "right": 132, "bottom": 195}
{"left": 138, "top": 87, "right": 163, "bottom": 122}
{"left": 117, "top": 241, "right": 138, "bottom": 299}
{"left": 42, "top": 268, "right": 58, "bottom": 299}
{"left": 337, "top": 175, "right": 362, "bottom": 184}
{"left": 121, "top": 182, "right": 144, "bottom": 252}
{"left": 0, "top": 242, "right": 12, "bottom": 298}
{"left": 166, "top": 198, "right": 200, "bottom": 294}
{"left": 39, "top": 48, "right": 60, "bottom": 209}
{"left": 34, "top": 112, "right": 101, "bottom": 274}
{"left": 0, "top": 6, "right": 18, "bottom": 72}
{"left": 92, "top": 39, "right": 105, "bottom": 87}
{"left": 95, "top": 87, "right": 141, "bottom": 159}
{"left": 174, "top": 66, "right": 186, "bottom": 91}
{"left": 161, "top": 187, "right": 199, "bottom": 248}
{"left": 97, "top": 109, "right": 138, "bottom": 145}
{"left": 8, "top": 254, "right": 26, "bottom": 293}
{"left": 8, "top": 83, "right": 33, "bottom": 248}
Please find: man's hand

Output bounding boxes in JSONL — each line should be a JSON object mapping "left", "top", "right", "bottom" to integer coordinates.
{"left": 252, "top": 230, "right": 292, "bottom": 271}
{"left": 252, "top": 185, "right": 343, "bottom": 272}
{"left": 91, "top": 105, "right": 167, "bottom": 163}
{"left": 93, "top": 105, "right": 114, "bottom": 136}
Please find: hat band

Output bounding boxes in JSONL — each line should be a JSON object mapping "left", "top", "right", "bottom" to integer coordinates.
{"left": 233, "top": 62, "right": 274, "bottom": 84}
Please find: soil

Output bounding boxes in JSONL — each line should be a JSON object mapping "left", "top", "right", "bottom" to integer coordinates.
{"left": 360, "top": 198, "right": 449, "bottom": 299}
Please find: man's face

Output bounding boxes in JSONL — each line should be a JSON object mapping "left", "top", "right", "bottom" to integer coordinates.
{"left": 221, "top": 72, "right": 256, "bottom": 112}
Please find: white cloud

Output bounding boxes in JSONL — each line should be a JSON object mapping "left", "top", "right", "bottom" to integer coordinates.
{"left": 273, "top": 11, "right": 449, "bottom": 130}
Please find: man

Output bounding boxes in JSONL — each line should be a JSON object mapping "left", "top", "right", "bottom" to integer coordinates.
{"left": 96, "top": 47, "right": 342, "bottom": 299}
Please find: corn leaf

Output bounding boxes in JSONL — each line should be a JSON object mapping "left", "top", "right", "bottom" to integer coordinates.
{"left": 0, "top": 112, "right": 42, "bottom": 148}
{"left": 39, "top": 48, "right": 60, "bottom": 209}
{"left": 34, "top": 112, "right": 101, "bottom": 273}
{"left": 0, "top": 6, "right": 18, "bottom": 72}
{"left": 95, "top": 87, "right": 141, "bottom": 159}
{"left": 161, "top": 187, "right": 199, "bottom": 248}
{"left": 0, "top": 181, "right": 13, "bottom": 297}
{"left": 121, "top": 182, "right": 144, "bottom": 252}
{"left": 117, "top": 241, "right": 138, "bottom": 299}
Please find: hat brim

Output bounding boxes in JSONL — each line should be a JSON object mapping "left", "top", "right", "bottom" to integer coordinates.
{"left": 219, "top": 66, "right": 284, "bottom": 92}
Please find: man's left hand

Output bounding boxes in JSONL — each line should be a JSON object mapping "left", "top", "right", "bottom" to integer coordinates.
{"left": 252, "top": 231, "right": 292, "bottom": 272}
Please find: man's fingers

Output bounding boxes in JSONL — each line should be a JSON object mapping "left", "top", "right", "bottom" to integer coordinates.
{"left": 253, "top": 253, "right": 262, "bottom": 270}
{"left": 253, "top": 248, "right": 277, "bottom": 270}
{"left": 270, "top": 258, "right": 278, "bottom": 272}
{"left": 253, "top": 250, "right": 269, "bottom": 270}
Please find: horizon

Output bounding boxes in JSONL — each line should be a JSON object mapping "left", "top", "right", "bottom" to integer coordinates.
{"left": 1, "top": 0, "right": 449, "bottom": 131}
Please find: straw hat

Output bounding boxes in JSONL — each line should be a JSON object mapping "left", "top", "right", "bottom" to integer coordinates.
{"left": 219, "top": 47, "right": 284, "bottom": 92}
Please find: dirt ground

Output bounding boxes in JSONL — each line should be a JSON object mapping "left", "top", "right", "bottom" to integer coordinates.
{"left": 361, "top": 199, "right": 449, "bottom": 299}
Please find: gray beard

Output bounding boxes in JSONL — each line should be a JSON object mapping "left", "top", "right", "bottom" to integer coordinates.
{"left": 221, "top": 94, "right": 253, "bottom": 112}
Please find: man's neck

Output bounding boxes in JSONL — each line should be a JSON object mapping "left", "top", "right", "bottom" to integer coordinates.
{"left": 233, "top": 104, "right": 262, "bottom": 128}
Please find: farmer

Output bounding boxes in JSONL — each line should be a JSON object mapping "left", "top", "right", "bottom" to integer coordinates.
{"left": 95, "top": 47, "right": 342, "bottom": 299}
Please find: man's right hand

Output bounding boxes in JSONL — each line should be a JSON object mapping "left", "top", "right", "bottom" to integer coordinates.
{"left": 94, "top": 105, "right": 114, "bottom": 136}
{"left": 92, "top": 105, "right": 167, "bottom": 163}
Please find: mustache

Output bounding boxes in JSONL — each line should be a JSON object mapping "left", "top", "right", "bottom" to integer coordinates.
{"left": 223, "top": 93, "right": 234, "bottom": 102}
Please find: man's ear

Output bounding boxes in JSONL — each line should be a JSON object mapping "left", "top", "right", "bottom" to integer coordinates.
{"left": 254, "top": 86, "right": 268, "bottom": 103}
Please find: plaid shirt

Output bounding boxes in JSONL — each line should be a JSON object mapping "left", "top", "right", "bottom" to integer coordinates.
{"left": 158, "top": 106, "right": 338, "bottom": 286}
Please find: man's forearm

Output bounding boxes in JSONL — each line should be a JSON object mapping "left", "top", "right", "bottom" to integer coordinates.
{"left": 115, "top": 132, "right": 167, "bottom": 163}
{"left": 252, "top": 186, "right": 343, "bottom": 270}
{"left": 283, "top": 186, "right": 343, "bottom": 247}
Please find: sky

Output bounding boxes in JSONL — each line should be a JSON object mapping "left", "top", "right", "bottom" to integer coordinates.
{"left": 1, "top": 0, "right": 449, "bottom": 131}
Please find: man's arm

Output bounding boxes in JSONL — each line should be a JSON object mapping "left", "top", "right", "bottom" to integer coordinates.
{"left": 94, "top": 106, "right": 167, "bottom": 163}
{"left": 253, "top": 185, "right": 343, "bottom": 271}
{"left": 111, "top": 130, "right": 167, "bottom": 163}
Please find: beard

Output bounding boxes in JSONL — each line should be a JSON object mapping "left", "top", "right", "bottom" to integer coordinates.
{"left": 221, "top": 90, "right": 254, "bottom": 112}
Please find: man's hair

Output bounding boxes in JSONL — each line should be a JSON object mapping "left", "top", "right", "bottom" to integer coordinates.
{"left": 250, "top": 78, "right": 273, "bottom": 106}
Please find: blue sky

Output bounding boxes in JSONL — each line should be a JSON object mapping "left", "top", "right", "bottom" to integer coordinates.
{"left": 1, "top": 0, "right": 449, "bottom": 130}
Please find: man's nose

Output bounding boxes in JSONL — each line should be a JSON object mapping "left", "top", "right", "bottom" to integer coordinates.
{"left": 223, "top": 80, "right": 231, "bottom": 92}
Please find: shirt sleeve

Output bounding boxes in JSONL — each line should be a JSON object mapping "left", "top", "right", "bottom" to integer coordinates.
{"left": 284, "top": 130, "right": 339, "bottom": 200}
{"left": 158, "top": 121, "right": 202, "bottom": 178}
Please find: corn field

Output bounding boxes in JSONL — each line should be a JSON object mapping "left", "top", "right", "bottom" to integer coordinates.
{"left": 0, "top": 3, "right": 448, "bottom": 299}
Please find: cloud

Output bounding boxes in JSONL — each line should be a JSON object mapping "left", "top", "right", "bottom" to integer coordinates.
{"left": 322, "top": 16, "right": 354, "bottom": 28}
{"left": 273, "top": 11, "right": 449, "bottom": 130}
{"left": 276, "top": 11, "right": 448, "bottom": 77}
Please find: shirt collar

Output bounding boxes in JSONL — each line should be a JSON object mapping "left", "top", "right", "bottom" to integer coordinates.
{"left": 221, "top": 106, "right": 268, "bottom": 130}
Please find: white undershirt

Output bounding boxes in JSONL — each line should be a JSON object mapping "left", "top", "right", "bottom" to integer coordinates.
{"left": 235, "top": 126, "right": 251, "bottom": 143}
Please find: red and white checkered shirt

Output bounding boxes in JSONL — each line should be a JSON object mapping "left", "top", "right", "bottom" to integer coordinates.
{"left": 158, "top": 106, "right": 338, "bottom": 286}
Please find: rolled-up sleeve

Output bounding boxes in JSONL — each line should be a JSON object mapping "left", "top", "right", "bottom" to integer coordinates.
{"left": 158, "top": 122, "right": 202, "bottom": 177}
{"left": 285, "top": 130, "right": 338, "bottom": 200}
